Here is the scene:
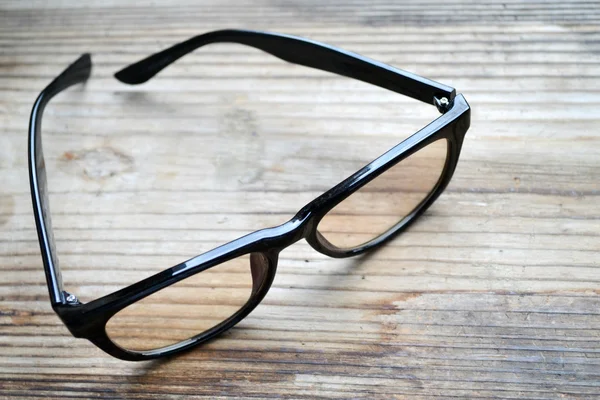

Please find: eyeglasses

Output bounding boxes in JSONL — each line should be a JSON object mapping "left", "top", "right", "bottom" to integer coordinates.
{"left": 29, "top": 29, "right": 470, "bottom": 361}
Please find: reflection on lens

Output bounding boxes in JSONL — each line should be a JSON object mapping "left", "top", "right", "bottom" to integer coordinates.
{"left": 105, "top": 253, "right": 268, "bottom": 352}
{"left": 317, "top": 139, "right": 448, "bottom": 249}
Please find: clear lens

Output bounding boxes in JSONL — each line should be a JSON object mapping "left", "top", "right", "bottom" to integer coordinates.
{"left": 317, "top": 139, "right": 448, "bottom": 249}
{"left": 105, "top": 253, "right": 269, "bottom": 352}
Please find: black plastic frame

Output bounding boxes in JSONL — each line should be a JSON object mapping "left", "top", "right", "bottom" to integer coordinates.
{"left": 28, "top": 29, "right": 470, "bottom": 361}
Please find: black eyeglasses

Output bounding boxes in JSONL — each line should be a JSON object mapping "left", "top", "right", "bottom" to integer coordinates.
{"left": 29, "top": 29, "right": 470, "bottom": 361}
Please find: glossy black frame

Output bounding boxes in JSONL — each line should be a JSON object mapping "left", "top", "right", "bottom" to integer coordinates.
{"left": 28, "top": 29, "right": 470, "bottom": 361}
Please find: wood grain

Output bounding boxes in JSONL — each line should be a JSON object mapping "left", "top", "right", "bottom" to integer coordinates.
{"left": 1, "top": 0, "right": 600, "bottom": 398}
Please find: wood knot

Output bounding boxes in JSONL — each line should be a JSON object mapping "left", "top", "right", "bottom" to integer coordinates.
{"left": 0, "top": 195, "right": 14, "bottom": 227}
{"left": 61, "top": 147, "right": 133, "bottom": 180}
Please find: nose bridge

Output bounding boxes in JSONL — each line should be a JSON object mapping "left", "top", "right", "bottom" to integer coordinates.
{"left": 263, "top": 208, "right": 315, "bottom": 252}
{"left": 290, "top": 206, "right": 317, "bottom": 241}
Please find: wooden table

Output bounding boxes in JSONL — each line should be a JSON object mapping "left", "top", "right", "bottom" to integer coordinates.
{"left": 1, "top": 1, "right": 600, "bottom": 398}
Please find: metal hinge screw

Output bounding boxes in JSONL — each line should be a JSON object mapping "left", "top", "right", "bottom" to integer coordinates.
{"left": 65, "top": 292, "right": 80, "bottom": 304}
{"left": 434, "top": 96, "right": 451, "bottom": 114}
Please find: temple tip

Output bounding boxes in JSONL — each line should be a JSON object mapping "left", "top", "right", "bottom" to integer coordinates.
{"left": 68, "top": 53, "right": 92, "bottom": 82}
{"left": 114, "top": 63, "right": 152, "bottom": 85}
{"left": 114, "top": 52, "right": 169, "bottom": 85}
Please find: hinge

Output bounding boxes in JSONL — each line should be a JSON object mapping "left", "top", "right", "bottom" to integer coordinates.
{"left": 434, "top": 96, "right": 452, "bottom": 114}
{"left": 63, "top": 291, "right": 81, "bottom": 305}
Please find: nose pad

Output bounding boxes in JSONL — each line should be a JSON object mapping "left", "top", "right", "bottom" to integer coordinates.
{"left": 250, "top": 253, "right": 269, "bottom": 295}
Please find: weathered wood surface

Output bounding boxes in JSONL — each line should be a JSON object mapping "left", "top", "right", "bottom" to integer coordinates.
{"left": 1, "top": 1, "right": 600, "bottom": 398}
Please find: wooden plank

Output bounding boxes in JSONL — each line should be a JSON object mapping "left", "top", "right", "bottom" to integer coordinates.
{"left": 1, "top": 0, "right": 600, "bottom": 398}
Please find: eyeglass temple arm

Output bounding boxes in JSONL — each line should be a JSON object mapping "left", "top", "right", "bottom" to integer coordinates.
{"left": 114, "top": 29, "right": 455, "bottom": 108}
{"left": 29, "top": 54, "right": 92, "bottom": 305}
